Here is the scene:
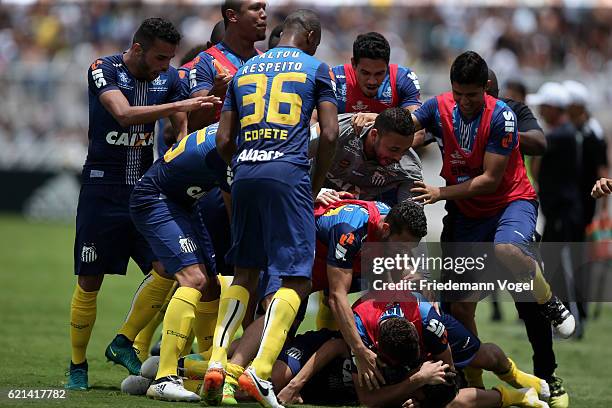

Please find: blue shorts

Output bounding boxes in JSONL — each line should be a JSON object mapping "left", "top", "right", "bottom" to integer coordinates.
{"left": 226, "top": 163, "right": 315, "bottom": 278}
{"left": 442, "top": 314, "right": 481, "bottom": 368}
{"left": 277, "top": 329, "right": 341, "bottom": 375}
{"left": 452, "top": 199, "right": 538, "bottom": 259}
{"left": 74, "top": 184, "right": 154, "bottom": 276}
{"left": 196, "top": 188, "right": 232, "bottom": 276}
{"left": 130, "top": 186, "right": 216, "bottom": 276}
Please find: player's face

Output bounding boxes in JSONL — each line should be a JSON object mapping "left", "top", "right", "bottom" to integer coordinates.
{"left": 237, "top": 0, "right": 267, "bottom": 42}
{"left": 138, "top": 39, "right": 177, "bottom": 81}
{"left": 353, "top": 58, "right": 388, "bottom": 98}
{"left": 372, "top": 129, "right": 414, "bottom": 167}
{"left": 451, "top": 82, "right": 486, "bottom": 118}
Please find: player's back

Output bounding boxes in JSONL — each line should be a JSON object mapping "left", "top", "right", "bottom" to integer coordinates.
{"left": 138, "top": 124, "right": 228, "bottom": 207}
{"left": 228, "top": 46, "right": 335, "bottom": 173}
{"left": 316, "top": 202, "right": 390, "bottom": 245}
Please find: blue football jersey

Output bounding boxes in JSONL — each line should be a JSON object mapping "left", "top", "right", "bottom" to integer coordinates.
{"left": 137, "top": 123, "right": 230, "bottom": 208}
{"left": 84, "top": 54, "right": 183, "bottom": 185}
{"left": 222, "top": 46, "right": 337, "bottom": 174}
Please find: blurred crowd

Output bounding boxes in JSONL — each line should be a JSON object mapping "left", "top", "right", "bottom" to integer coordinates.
{"left": 1, "top": 1, "right": 612, "bottom": 169}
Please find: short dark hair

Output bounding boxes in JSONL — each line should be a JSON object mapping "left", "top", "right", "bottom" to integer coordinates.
{"left": 505, "top": 79, "right": 527, "bottom": 100}
{"left": 373, "top": 108, "right": 414, "bottom": 138}
{"left": 421, "top": 368, "right": 459, "bottom": 408}
{"left": 210, "top": 20, "right": 226, "bottom": 45}
{"left": 386, "top": 200, "right": 427, "bottom": 239}
{"left": 353, "top": 32, "right": 390, "bottom": 64}
{"left": 221, "top": 0, "right": 242, "bottom": 27}
{"left": 268, "top": 24, "right": 283, "bottom": 49}
{"left": 133, "top": 18, "right": 181, "bottom": 50}
{"left": 378, "top": 318, "right": 420, "bottom": 368}
{"left": 180, "top": 44, "right": 206, "bottom": 66}
{"left": 450, "top": 51, "right": 488, "bottom": 87}
{"left": 283, "top": 9, "right": 321, "bottom": 36}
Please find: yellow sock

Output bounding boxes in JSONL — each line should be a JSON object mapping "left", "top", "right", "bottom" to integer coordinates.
{"left": 133, "top": 282, "right": 176, "bottom": 359}
{"left": 70, "top": 284, "right": 98, "bottom": 364}
{"left": 497, "top": 358, "right": 545, "bottom": 395}
{"left": 316, "top": 294, "right": 339, "bottom": 330}
{"left": 156, "top": 287, "right": 201, "bottom": 379}
{"left": 181, "top": 355, "right": 209, "bottom": 379}
{"left": 464, "top": 366, "right": 485, "bottom": 389}
{"left": 493, "top": 384, "right": 537, "bottom": 407}
{"left": 209, "top": 285, "right": 250, "bottom": 367}
{"left": 532, "top": 263, "right": 552, "bottom": 304}
{"left": 251, "top": 287, "right": 301, "bottom": 379}
{"left": 118, "top": 271, "right": 175, "bottom": 341}
{"left": 194, "top": 299, "right": 219, "bottom": 353}
{"left": 180, "top": 330, "right": 196, "bottom": 357}
{"left": 226, "top": 362, "right": 245, "bottom": 387}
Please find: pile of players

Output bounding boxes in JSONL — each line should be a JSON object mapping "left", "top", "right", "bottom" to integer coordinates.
{"left": 65, "top": 1, "right": 611, "bottom": 406}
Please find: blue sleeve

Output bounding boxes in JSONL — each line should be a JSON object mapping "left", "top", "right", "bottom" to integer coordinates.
{"left": 486, "top": 104, "right": 518, "bottom": 155}
{"left": 326, "top": 222, "right": 364, "bottom": 269}
{"left": 396, "top": 66, "right": 421, "bottom": 108}
{"left": 190, "top": 53, "right": 216, "bottom": 95}
{"left": 422, "top": 307, "right": 448, "bottom": 356}
{"left": 413, "top": 97, "right": 438, "bottom": 132}
{"left": 221, "top": 77, "right": 237, "bottom": 112}
{"left": 166, "top": 68, "right": 184, "bottom": 103}
{"left": 88, "top": 58, "right": 118, "bottom": 97}
{"left": 315, "top": 62, "right": 338, "bottom": 106}
{"left": 354, "top": 313, "right": 374, "bottom": 350}
{"left": 178, "top": 69, "right": 191, "bottom": 100}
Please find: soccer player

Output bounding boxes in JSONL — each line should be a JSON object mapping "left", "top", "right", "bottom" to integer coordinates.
{"left": 409, "top": 51, "right": 575, "bottom": 385}
{"left": 309, "top": 108, "right": 421, "bottom": 204}
{"left": 189, "top": 0, "right": 267, "bottom": 130}
{"left": 126, "top": 123, "right": 229, "bottom": 401}
{"left": 66, "top": 17, "right": 218, "bottom": 391}
{"left": 350, "top": 293, "right": 550, "bottom": 408}
{"left": 268, "top": 24, "right": 283, "bottom": 49}
{"left": 204, "top": 9, "right": 339, "bottom": 407}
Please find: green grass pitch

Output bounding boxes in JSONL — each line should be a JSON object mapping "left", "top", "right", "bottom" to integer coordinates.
{"left": 0, "top": 214, "right": 610, "bottom": 407}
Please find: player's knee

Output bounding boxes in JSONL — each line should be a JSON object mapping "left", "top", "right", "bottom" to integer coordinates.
{"left": 151, "top": 261, "right": 171, "bottom": 279}
{"left": 281, "top": 277, "right": 312, "bottom": 299}
{"left": 77, "top": 274, "right": 104, "bottom": 292}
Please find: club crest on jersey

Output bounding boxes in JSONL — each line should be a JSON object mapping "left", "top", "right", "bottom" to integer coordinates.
{"left": 371, "top": 171, "right": 386, "bottom": 186}
{"left": 351, "top": 100, "right": 368, "bottom": 111}
{"left": 81, "top": 244, "right": 97, "bottom": 263}
{"left": 179, "top": 237, "right": 197, "bottom": 254}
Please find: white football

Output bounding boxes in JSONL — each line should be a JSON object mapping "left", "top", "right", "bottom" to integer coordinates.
{"left": 140, "top": 355, "right": 160, "bottom": 379}
{"left": 120, "top": 375, "right": 152, "bottom": 395}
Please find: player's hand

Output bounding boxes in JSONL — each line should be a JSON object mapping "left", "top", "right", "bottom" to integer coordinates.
{"left": 402, "top": 398, "right": 421, "bottom": 408}
{"left": 417, "top": 360, "right": 449, "bottom": 385}
{"left": 277, "top": 384, "right": 303, "bottom": 405}
{"left": 315, "top": 189, "right": 354, "bottom": 206}
{"left": 591, "top": 177, "right": 612, "bottom": 198}
{"left": 210, "top": 67, "right": 233, "bottom": 96}
{"left": 175, "top": 96, "right": 221, "bottom": 112}
{"left": 351, "top": 112, "right": 378, "bottom": 135}
{"left": 411, "top": 181, "right": 441, "bottom": 205}
{"left": 355, "top": 347, "right": 386, "bottom": 390}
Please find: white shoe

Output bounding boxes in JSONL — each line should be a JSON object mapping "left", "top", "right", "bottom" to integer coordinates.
{"left": 238, "top": 366, "right": 284, "bottom": 408}
{"left": 540, "top": 297, "right": 575, "bottom": 339}
{"left": 140, "top": 356, "right": 160, "bottom": 379}
{"left": 146, "top": 375, "right": 200, "bottom": 402}
{"left": 121, "top": 375, "right": 152, "bottom": 395}
{"left": 520, "top": 388, "right": 550, "bottom": 408}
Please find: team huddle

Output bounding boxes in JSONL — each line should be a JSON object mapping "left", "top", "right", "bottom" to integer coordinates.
{"left": 65, "top": 1, "right": 610, "bottom": 407}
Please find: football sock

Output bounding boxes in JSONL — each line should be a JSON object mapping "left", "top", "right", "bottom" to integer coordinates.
{"left": 70, "top": 284, "right": 98, "bottom": 365}
{"left": 464, "top": 366, "right": 485, "bottom": 389}
{"left": 494, "top": 384, "right": 533, "bottom": 407}
{"left": 251, "top": 287, "right": 301, "bottom": 379}
{"left": 133, "top": 283, "right": 175, "bottom": 358}
{"left": 315, "top": 294, "right": 338, "bottom": 330}
{"left": 209, "top": 285, "right": 249, "bottom": 367}
{"left": 226, "top": 363, "right": 245, "bottom": 387}
{"left": 532, "top": 263, "right": 552, "bottom": 304}
{"left": 155, "top": 287, "right": 201, "bottom": 379}
{"left": 194, "top": 299, "right": 220, "bottom": 353}
{"left": 180, "top": 356, "right": 209, "bottom": 378}
{"left": 497, "top": 358, "right": 544, "bottom": 394}
{"left": 119, "top": 270, "right": 175, "bottom": 341}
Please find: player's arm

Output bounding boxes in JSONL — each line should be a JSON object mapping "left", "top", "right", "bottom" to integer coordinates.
{"left": 188, "top": 57, "right": 233, "bottom": 131}
{"left": 216, "top": 80, "right": 239, "bottom": 165}
{"left": 277, "top": 338, "right": 348, "bottom": 405}
{"left": 311, "top": 63, "right": 340, "bottom": 198}
{"left": 397, "top": 68, "right": 426, "bottom": 147}
{"left": 168, "top": 112, "right": 188, "bottom": 141}
{"left": 354, "top": 360, "right": 449, "bottom": 408}
{"left": 412, "top": 151, "right": 509, "bottom": 204}
{"left": 513, "top": 102, "right": 546, "bottom": 156}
